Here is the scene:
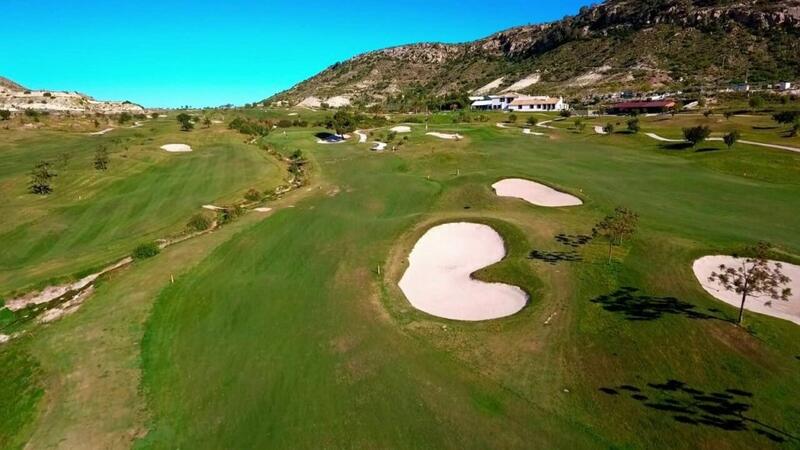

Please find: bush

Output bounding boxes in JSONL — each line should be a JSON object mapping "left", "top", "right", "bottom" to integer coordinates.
{"left": 0, "top": 110, "right": 10, "bottom": 121}
{"left": 683, "top": 125, "right": 712, "bottom": 146}
{"left": 186, "top": 213, "right": 212, "bottom": 232}
{"left": 772, "top": 111, "right": 800, "bottom": 125}
{"left": 627, "top": 117, "right": 640, "bottom": 133}
{"left": 277, "top": 119, "right": 293, "bottom": 128}
{"left": 508, "top": 114, "right": 518, "bottom": 123}
{"left": 117, "top": 112, "right": 132, "bottom": 124}
{"left": 526, "top": 116, "right": 538, "bottom": 126}
{"left": 560, "top": 110, "right": 572, "bottom": 118}
{"left": 244, "top": 188, "right": 262, "bottom": 202}
{"left": 132, "top": 242, "right": 160, "bottom": 260}
{"left": 229, "top": 117, "right": 269, "bottom": 136}
{"left": 603, "top": 122, "right": 615, "bottom": 134}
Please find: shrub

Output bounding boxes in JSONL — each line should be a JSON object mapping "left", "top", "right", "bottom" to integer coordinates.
{"left": 683, "top": 125, "right": 712, "bottom": 146}
{"left": 93, "top": 146, "right": 109, "bottom": 171}
{"left": 603, "top": 122, "right": 615, "bottom": 134}
{"left": 508, "top": 114, "right": 518, "bottom": 123}
{"left": 0, "top": 110, "right": 10, "bottom": 121}
{"left": 187, "top": 213, "right": 212, "bottom": 232}
{"left": 117, "top": 112, "right": 132, "bottom": 124}
{"left": 29, "top": 160, "right": 56, "bottom": 195}
{"left": 627, "top": 117, "right": 640, "bottom": 133}
{"left": 277, "top": 119, "right": 293, "bottom": 128}
{"left": 560, "top": 110, "right": 572, "bottom": 118}
{"left": 244, "top": 188, "right": 262, "bottom": 202}
{"left": 723, "top": 130, "right": 740, "bottom": 149}
{"left": 526, "top": 116, "right": 538, "bottom": 126}
{"left": 229, "top": 117, "right": 269, "bottom": 136}
{"left": 132, "top": 242, "right": 160, "bottom": 260}
{"left": 772, "top": 111, "right": 799, "bottom": 125}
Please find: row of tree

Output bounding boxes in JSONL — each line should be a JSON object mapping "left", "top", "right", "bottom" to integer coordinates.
{"left": 29, "top": 146, "right": 110, "bottom": 195}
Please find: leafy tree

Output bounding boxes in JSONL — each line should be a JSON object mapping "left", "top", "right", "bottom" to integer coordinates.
{"left": 151, "top": 112, "right": 160, "bottom": 119}
{"left": 132, "top": 241, "right": 160, "bottom": 260}
{"left": 723, "top": 130, "right": 740, "bottom": 149}
{"left": 526, "top": 116, "right": 538, "bottom": 126}
{"left": 683, "top": 125, "right": 712, "bottom": 147}
{"left": 277, "top": 119, "right": 293, "bottom": 128}
{"left": 772, "top": 111, "right": 799, "bottom": 125}
{"left": 592, "top": 207, "right": 639, "bottom": 263}
{"left": 573, "top": 118, "right": 586, "bottom": 133}
{"left": 94, "top": 146, "right": 109, "bottom": 170}
{"left": 560, "top": 110, "right": 572, "bottom": 118}
{"left": 603, "top": 122, "right": 615, "bottom": 134}
{"left": 626, "top": 117, "right": 640, "bottom": 133}
{"left": 0, "top": 110, "right": 10, "bottom": 121}
{"left": 29, "top": 160, "right": 57, "bottom": 195}
{"left": 748, "top": 96, "right": 764, "bottom": 110}
{"left": 791, "top": 118, "right": 800, "bottom": 137}
{"left": 708, "top": 242, "right": 792, "bottom": 325}
{"left": 508, "top": 114, "right": 518, "bottom": 124}
{"left": 326, "top": 110, "right": 356, "bottom": 136}
{"left": 723, "top": 111, "right": 734, "bottom": 120}
{"left": 202, "top": 117, "right": 212, "bottom": 128}
{"left": 117, "top": 112, "right": 132, "bottom": 124}
{"left": 177, "top": 113, "right": 194, "bottom": 131}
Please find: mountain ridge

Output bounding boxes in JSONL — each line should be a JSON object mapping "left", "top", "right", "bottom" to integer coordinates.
{"left": 267, "top": 0, "right": 800, "bottom": 108}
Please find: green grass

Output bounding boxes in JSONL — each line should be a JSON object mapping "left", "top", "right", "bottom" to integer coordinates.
{"left": 137, "top": 116, "right": 800, "bottom": 448}
{"left": 3, "top": 111, "right": 800, "bottom": 449}
{"left": 0, "top": 120, "right": 284, "bottom": 295}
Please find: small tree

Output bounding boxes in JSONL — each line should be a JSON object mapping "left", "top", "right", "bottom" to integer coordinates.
{"left": 560, "top": 110, "right": 572, "bottom": 118}
{"left": 708, "top": 242, "right": 792, "bottom": 325}
{"left": 791, "top": 118, "right": 800, "bottom": 137}
{"left": 508, "top": 114, "right": 518, "bottom": 124}
{"left": 0, "top": 110, "right": 10, "bottom": 121}
{"left": 244, "top": 188, "right": 262, "bottom": 202}
{"left": 132, "top": 241, "right": 160, "bottom": 260}
{"left": 723, "top": 111, "right": 734, "bottom": 121}
{"left": 703, "top": 110, "right": 713, "bottom": 118}
{"left": 151, "top": 112, "right": 160, "bottom": 119}
{"left": 748, "top": 96, "right": 764, "bottom": 110}
{"left": 592, "top": 207, "right": 639, "bottom": 263}
{"left": 526, "top": 116, "right": 538, "bottom": 126}
{"left": 202, "top": 117, "right": 212, "bottom": 128}
{"left": 187, "top": 213, "right": 212, "bottom": 232}
{"left": 29, "top": 160, "right": 57, "bottom": 195}
{"left": 626, "top": 117, "right": 640, "bottom": 134}
{"left": 177, "top": 113, "right": 194, "bottom": 131}
{"left": 683, "top": 125, "right": 711, "bottom": 147}
{"left": 117, "top": 112, "right": 132, "bottom": 124}
{"left": 573, "top": 118, "right": 586, "bottom": 133}
{"left": 603, "top": 122, "right": 615, "bottom": 134}
{"left": 772, "top": 111, "right": 799, "bottom": 125}
{"left": 327, "top": 110, "right": 356, "bottom": 136}
{"left": 93, "top": 146, "right": 109, "bottom": 170}
{"left": 723, "top": 130, "right": 740, "bottom": 149}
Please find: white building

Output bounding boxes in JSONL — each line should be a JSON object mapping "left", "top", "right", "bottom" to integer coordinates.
{"left": 776, "top": 82, "right": 792, "bottom": 91}
{"left": 508, "top": 96, "right": 569, "bottom": 112}
{"left": 470, "top": 94, "right": 520, "bottom": 111}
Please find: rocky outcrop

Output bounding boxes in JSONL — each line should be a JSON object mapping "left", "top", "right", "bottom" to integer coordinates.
{"left": 0, "top": 78, "right": 146, "bottom": 115}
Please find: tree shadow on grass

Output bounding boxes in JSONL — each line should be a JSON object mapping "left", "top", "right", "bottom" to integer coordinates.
{"left": 599, "top": 380, "right": 796, "bottom": 444}
{"left": 591, "top": 287, "right": 722, "bottom": 321}
{"left": 663, "top": 142, "right": 694, "bottom": 151}
{"left": 695, "top": 147, "right": 721, "bottom": 153}
{"left": 528, "top": 250, "right": 581, "bottom": 265}
{"left": 554, "top": 233, "right": 592, "bottom": 248}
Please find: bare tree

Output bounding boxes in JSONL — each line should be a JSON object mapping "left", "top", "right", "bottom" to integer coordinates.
{"left": 708, "top": 242, "right": 792, "bottom": 325}
{"left": 592, "top": 207, "right": 639, "bottom": 263}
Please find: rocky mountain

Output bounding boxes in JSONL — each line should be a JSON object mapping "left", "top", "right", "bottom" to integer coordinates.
{"left": 267, "top": 0, "right": 800, "bottom": 107}
{"left": 0, "top": 77, "right": 146, "bottom": 115}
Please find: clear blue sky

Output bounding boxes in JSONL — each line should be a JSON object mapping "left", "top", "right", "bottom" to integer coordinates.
{"left": 2, "top": 0, "right": 595, "bottom": 108}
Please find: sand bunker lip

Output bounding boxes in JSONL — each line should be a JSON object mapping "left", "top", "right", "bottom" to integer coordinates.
{"left": 161, "top": 144, "right": 192, "bottom": 153}
{"left": 355, "top": 131, "right": 367, "bottom": 143}
{"left": 492, "top": 178, "right": 582, "bottom": 207}
{"left": 398, "top": 222, "right": 528, "bottom": 321}
{"left": 390, "top": 126, "right": 411, "bottom": 133}
{"left": 426, "top": 132, "right": 462, "bottom": 140}
{"left": 372, "top": 142, "right": 387, "bottom": 151}
{"left": 523, "top": 128, "right": 545, "bottom": 136}
{"left": 693, "top": 256, "right": 800, "bottom": 325}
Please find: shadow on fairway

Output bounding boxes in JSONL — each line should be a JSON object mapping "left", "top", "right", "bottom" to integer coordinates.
{"left": 590, "top": 287, "right": 722, "bottom": 321}
{"left": 695, "top": 147, "right": 720, "bottom": 153}
{"left": 663, "top": 142, "right": 694, "bottom": 151}
{"left": 528, "top": 249, "right": 581, "bottom": 264}
{"left": 599, "top": 380, "right": 797, "bottom": 444}
{"left": 555, "top": 233, "right": 592, "bottom": 248}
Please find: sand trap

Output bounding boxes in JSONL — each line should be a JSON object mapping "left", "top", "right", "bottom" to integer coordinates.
{"left": 88, "top": 128, "right": 114, "bottom": 136}
{"left": 287, "top": 113, "right": 298, "bottom": 116}
{"left": 202, "top": 205, "right": 223, "bottom": 211}
{"left": 372, "top": 142, "right": 387, "bottom": 151}
{"left": 523, "top": 128, "right": 545, "bottom": 136}
{"left": 390, "top": 126, "right": 411, "bottom": 133}
{"left": 355, "top": 131, "right": 367, "bottom": 143}
{"left": 693, "top": 256, "right": 800, "bottom": 325}
{"left": 0, "top": 334, "right": 9, "bottom": 344}
{"left": 211, "top": 120, "right": 223, "bottom": 124}
{"left": 161, "top": 144, "right": 192, "bottom": 153}
{"left": 398, "top": 223, "right": 527, "bottom": 321}
{"left": 593, "top": 126, "right": 607, "bottom": 135}
{"left": 496, "top": 122, "right": 510, "bottom": 129}
{"left": 492, "top": 178, "right": 582, "bottom": 207}
{"left": 426, "top": 132, "right": 462, "bottom": 140}
{"left": 254, "top": 207, "right": 272, "bottom": 213}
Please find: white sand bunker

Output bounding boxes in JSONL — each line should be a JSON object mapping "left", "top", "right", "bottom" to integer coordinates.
{"left": 426, "top": 132, "right": 462, "bottom": 140}
{"left": 390, "top": 126, "right": 411, "bottom": 133}
{"left": 88, "top": 128, "right": 114, "bottom": 136}
{"left": 693, "top": 256, "right": 800, "bottom": 325}
{"left": 161, "top": 144, "right": 192, "bottom": 153}
{"left": 254, "top": 207, "right": 272, "bottom": 213}
{"left": 398, "top": 223, "right": 527, "bottom": 321}
{"left": 492, "top": 178, "right": 582, "bottom": 207}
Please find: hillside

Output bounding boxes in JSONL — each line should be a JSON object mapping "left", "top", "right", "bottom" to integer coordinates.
{"left": 0, "top": 76, "right": 146, "bottom": 115}
{"left": 267, "top": 0, "right": 800, "bottom": 107}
